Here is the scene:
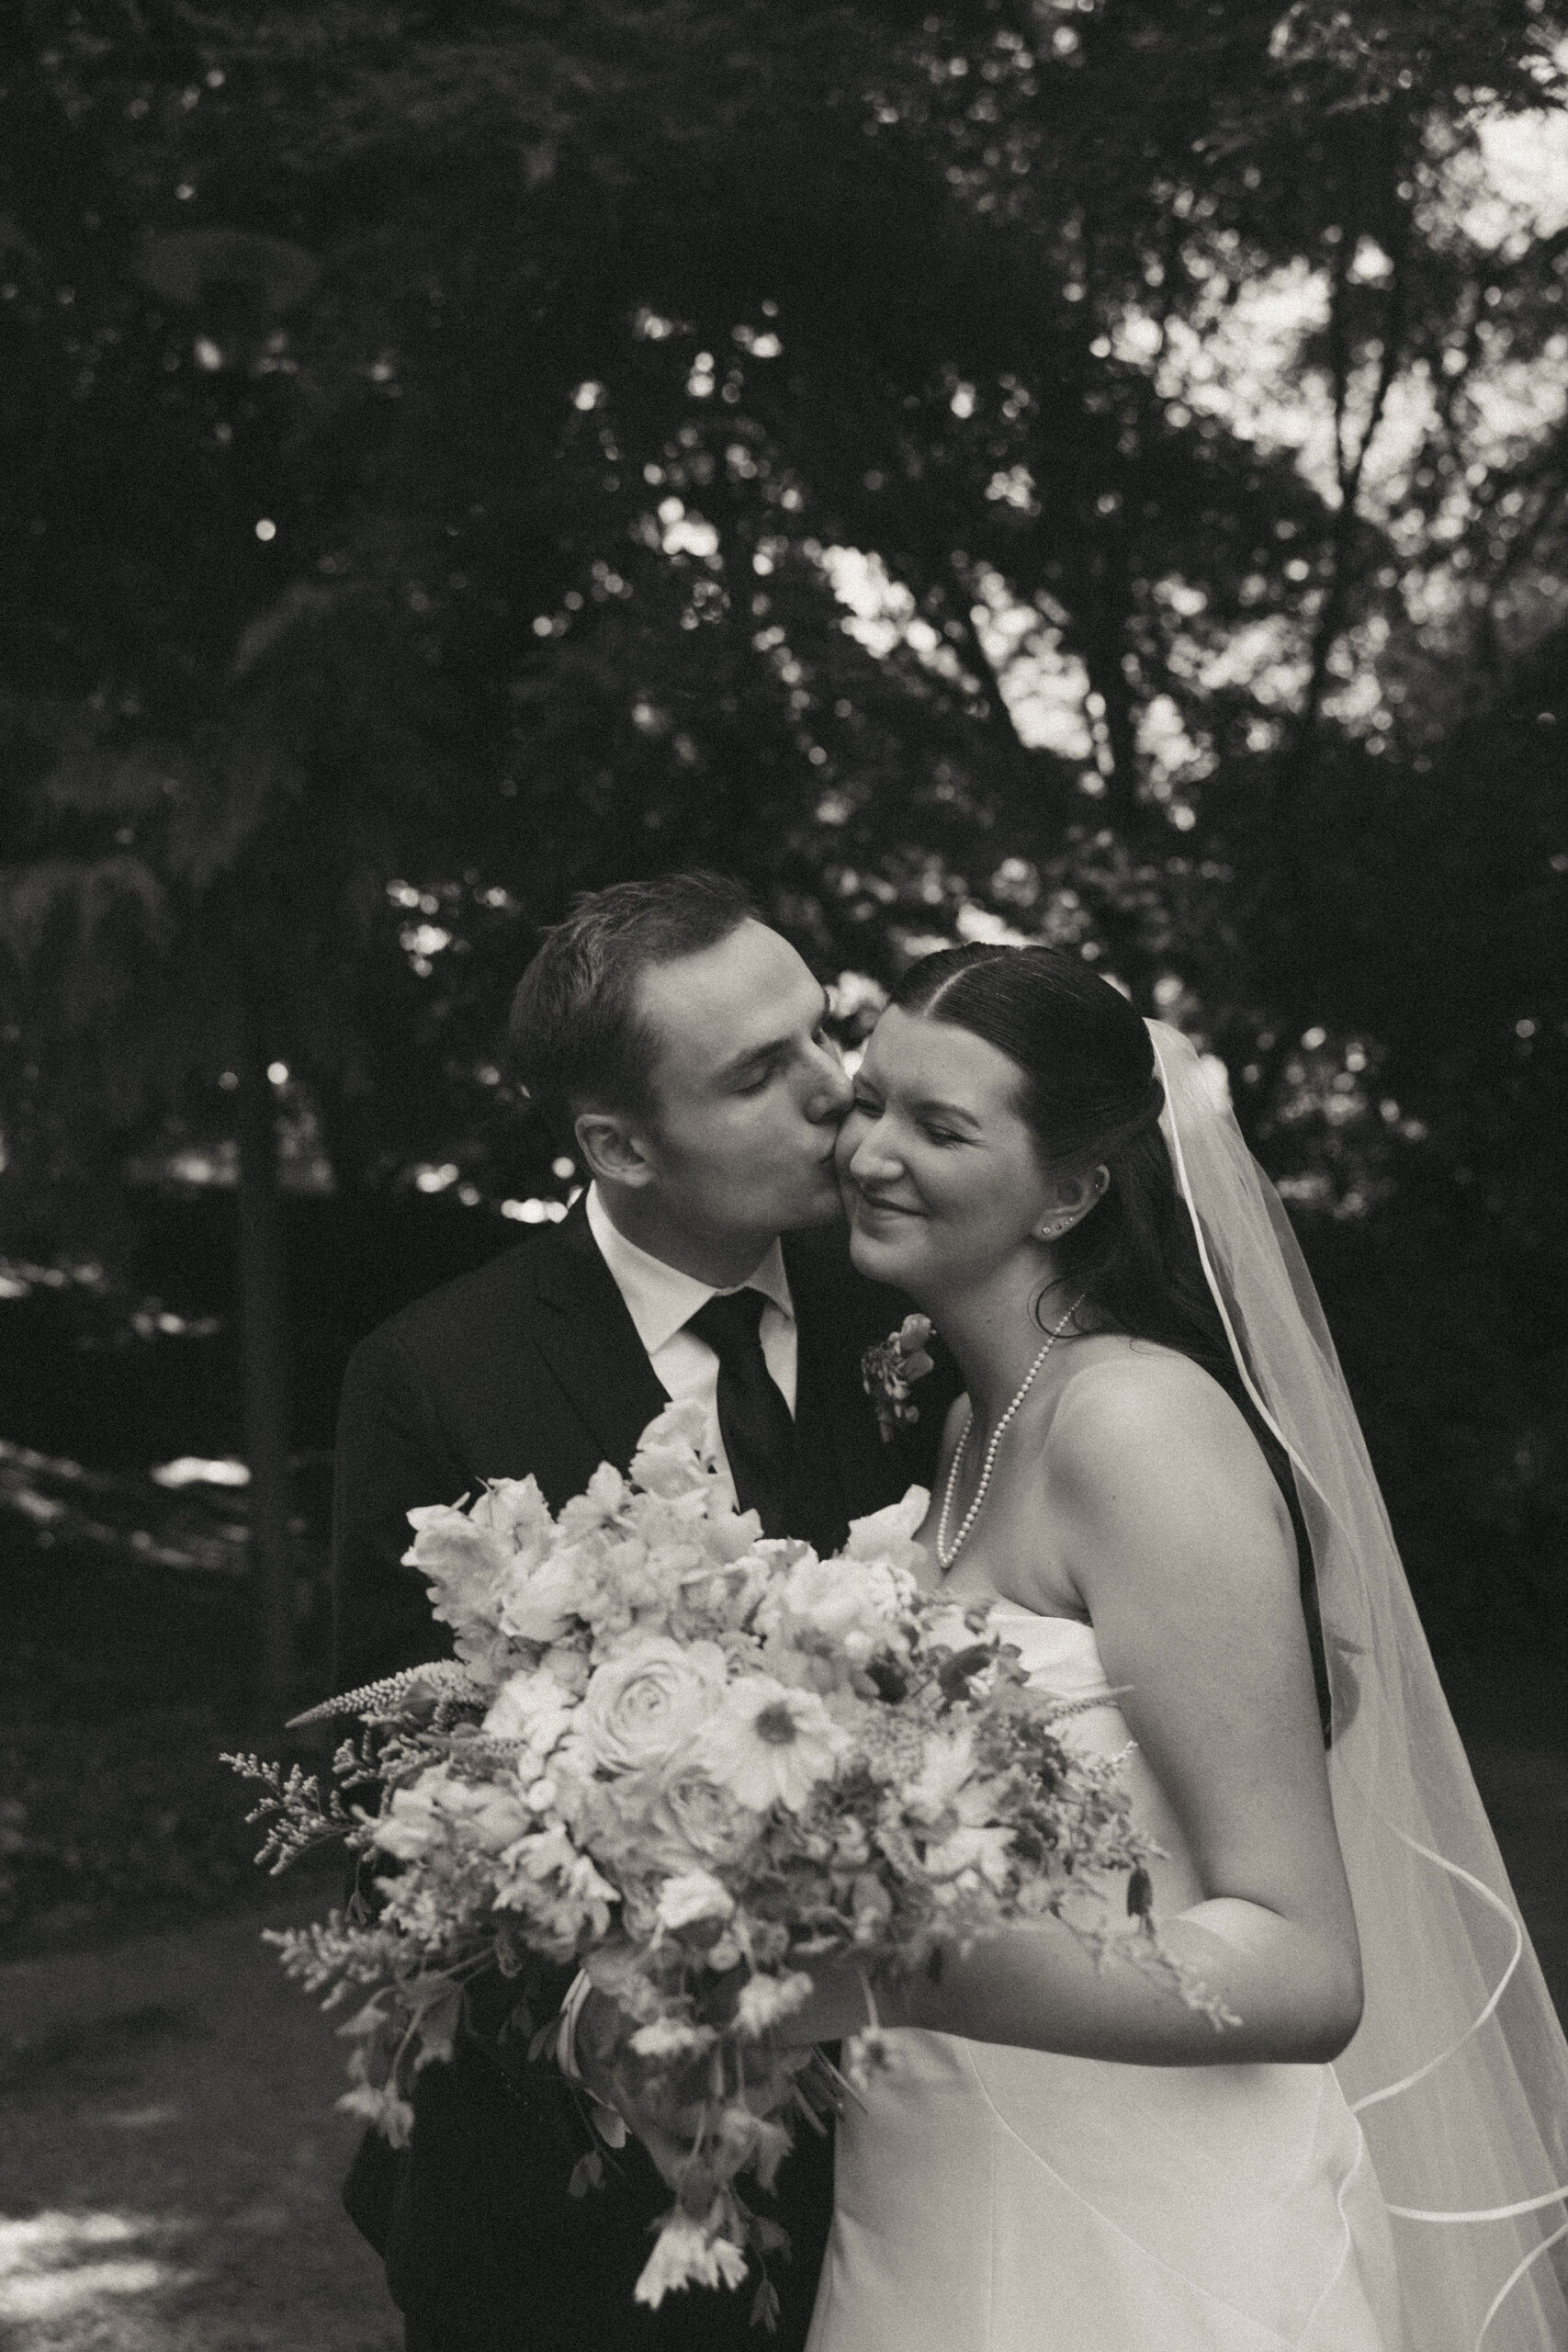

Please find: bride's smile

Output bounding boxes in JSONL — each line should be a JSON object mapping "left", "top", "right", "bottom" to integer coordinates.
{"left": 836, "top": 1005, "right": 1093, "bottom": 1306}
{"left": 834, "top": 1010, "right": 1111, "bottom": 1448}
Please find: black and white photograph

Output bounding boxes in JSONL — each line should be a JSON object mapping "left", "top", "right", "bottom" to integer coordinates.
{"left": 2, "top": 5, "right": 1566, "bottom": 2348}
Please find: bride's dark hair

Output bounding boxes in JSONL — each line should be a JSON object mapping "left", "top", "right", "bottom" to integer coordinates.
{"left": 891, "top": 943, "right": 1231, "bottom": 1374}
{"left": 892, "top": 943, "right": 1330, "bottom": 1734}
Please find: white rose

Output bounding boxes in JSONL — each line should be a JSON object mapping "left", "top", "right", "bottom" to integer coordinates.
{"left": 578, "top": 1636, "right": 728, "bottom": 1775}
{"left": 642, "top": 1758, "right": 760, "bottom": 1871}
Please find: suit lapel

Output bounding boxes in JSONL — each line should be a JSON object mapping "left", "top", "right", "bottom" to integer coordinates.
{"left": 531, "top": 1202, "right": 671, "bottom": 1474}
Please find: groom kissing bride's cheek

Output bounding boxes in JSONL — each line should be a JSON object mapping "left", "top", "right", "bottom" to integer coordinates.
{"left": 331, "top": 872, "right": 953, "bottom": 2352}
{"left": 330, "top": 867, "right": 1564, "bottom": 2352}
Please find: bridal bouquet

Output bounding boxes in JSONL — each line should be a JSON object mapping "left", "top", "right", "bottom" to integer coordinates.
{"left": 229, "top": 1401, "right": 1173, "bottom": 2323}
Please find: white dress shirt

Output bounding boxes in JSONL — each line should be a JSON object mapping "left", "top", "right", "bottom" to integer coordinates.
{"left": 583, "top": 1184, "right": 797, "bottom": 1504}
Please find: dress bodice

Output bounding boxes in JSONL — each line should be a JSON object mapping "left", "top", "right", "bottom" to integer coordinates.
{"left": 807, "top": 1594, "right": 1402, "bottom": 2352}
{"left": 987, "top": 1606, "right": 1113, "bottom": 1702}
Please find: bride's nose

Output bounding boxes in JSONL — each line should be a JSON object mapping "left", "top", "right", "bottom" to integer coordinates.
{"left": 846, "top": 1116, "right": 904, "bottom": 1189}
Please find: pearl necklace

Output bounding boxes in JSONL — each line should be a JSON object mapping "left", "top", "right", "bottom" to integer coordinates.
{"left": 936, "top": 1295, "right": 1087, "bottom": 1572}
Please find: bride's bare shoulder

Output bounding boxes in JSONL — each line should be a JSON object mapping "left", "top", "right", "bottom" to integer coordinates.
{"left": 1046, "top": 1338, "right": 1280, "bottom": 1517}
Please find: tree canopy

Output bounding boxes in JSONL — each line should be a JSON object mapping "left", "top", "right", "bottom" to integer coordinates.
{"left": 3, "top": 0, "right": 1566, "bottom": 1641}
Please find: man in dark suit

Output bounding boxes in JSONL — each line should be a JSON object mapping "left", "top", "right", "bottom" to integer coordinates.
{"left": 332, "top": 874, "right": 948, "bottom": 2352}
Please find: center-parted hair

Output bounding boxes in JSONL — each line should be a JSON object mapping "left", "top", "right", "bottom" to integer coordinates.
{"left": 507, "top": 872, "right": 753, "bottom": 1144}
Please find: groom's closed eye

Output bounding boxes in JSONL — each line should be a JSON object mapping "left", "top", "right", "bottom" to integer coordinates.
{"left": 720, "top": 1039, "right": 785, "bottom": 1092}
{"left": 731, "top": 1040, "right": 804, "bottom": 1093}
{"left": 724, "top": 998, "right": 836, "bottom": 1095}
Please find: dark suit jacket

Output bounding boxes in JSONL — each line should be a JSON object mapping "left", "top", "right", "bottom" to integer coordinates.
{"left": 331, "top": 1204, "right": 953, "bottom": 2351}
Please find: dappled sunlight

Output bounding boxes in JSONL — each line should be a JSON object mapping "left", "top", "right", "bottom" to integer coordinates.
{"left": 1135, "top": 695, "right": 1213, "bottom": 797}
{"left": 0, "top": 2210, "right": 197, "bottom": 2335}
{"left": 821, "top": 544, "right": 925, "bottom": 662}
{"left": 968, "top": 571, "right": 1096, "bottom": 760}
{"left": 1457, "top": 104, "right": 1568, "bottom": 250}
{"left": 1131, "top": 260, "right": 1334, "bottom": 472}
{"left": 826, "top": 548, "right": 1104, "bottom": 763}
{"left": 0, "top": 1893, "right": 407, "bottom": 2349}
{"left": 818, "top": 66, "right": 1567, "bottom": 819}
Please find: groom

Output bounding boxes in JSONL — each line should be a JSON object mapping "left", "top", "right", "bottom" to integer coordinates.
{"left": 331, "top": 871, "right": 949, "bottom": 2352}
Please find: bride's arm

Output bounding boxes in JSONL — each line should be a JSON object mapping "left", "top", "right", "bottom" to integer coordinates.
{"left": 787, "top": 1355, "right": 1364, "bottom": 2067}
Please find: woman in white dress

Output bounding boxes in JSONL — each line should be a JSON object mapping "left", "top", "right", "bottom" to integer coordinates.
{"left": 786, "top": 944, "right": 1568, "bottom": 2352}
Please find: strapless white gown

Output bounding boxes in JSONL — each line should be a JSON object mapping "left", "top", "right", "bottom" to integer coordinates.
{"left": 807, "top": 1610, "right": 1405, "bottom": 2352}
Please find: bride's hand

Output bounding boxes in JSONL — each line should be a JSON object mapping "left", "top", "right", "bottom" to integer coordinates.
{"left": 774, "top": 1953, "right": 908, "bottom": 2047}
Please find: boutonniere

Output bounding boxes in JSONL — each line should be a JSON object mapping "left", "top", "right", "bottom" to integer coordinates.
{"left": 861, "top": 1314, "right": 936, "bottom": 1443}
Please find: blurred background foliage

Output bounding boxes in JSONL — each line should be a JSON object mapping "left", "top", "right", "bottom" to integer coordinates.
{"left": 1, "top": 0, "right": 1566, "bottom": 1914}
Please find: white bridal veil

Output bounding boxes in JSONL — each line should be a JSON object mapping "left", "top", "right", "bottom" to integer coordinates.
{"left": 1147, "top": 1019, "right": 1568, "bottom": 2352}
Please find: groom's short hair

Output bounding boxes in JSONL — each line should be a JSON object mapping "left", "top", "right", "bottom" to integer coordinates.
{"left": 507, "top": 871, "right": 754, "bottom": 1143}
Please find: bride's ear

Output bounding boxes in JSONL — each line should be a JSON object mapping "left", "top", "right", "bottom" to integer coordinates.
{"left": 574, "top": 1109, "right": 654, "bottom": 1189}
{"left": 1035, "top": 1163, "right": 1110, "bottom": 1240}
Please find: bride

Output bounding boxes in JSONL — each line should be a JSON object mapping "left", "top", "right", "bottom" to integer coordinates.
{"left": 784, "top": 944, "right": 1568, "bottom": 2352}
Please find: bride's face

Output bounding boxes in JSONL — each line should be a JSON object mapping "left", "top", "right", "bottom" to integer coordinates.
{"left": 836, "top": 1007, "right": 1060, "bottom": 1295}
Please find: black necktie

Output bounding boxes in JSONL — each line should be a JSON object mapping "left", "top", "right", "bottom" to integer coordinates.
{"left": 685, "top": 1288, "right": 795, "bottom": 1536}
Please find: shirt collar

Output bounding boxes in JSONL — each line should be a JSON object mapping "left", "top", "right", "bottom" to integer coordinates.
{"left": 584, "top": 1183, "right": 794, "bottom": 1358}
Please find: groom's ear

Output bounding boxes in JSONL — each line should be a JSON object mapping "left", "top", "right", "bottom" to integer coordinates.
{"left": 574, "top": 1109, "right": 655, "bottom": 1189}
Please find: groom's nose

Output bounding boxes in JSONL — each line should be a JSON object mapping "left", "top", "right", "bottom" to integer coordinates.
{"left": 804, "top": 1039, "right": 854, "bottom": 1124}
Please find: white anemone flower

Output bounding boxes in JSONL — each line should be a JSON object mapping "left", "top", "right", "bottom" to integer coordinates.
{"left": 693, "top": 1676, "right": 851, "bottom": 1812}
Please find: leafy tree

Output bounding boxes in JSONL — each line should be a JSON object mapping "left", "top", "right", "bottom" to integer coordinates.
{"left": 3, "top": 0, "right": 1565, "bottom": 1679}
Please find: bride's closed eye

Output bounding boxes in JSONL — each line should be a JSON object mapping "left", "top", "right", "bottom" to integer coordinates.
{"left": 850, "top": 1089, "right": 964, "bottom": 1146}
